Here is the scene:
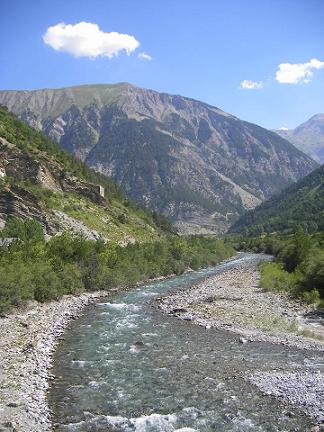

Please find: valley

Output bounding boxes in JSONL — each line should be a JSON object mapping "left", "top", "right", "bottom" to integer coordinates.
{"left": 0, "top": 88, "right": 323, "bottom": 432}
{"left": 1, "top": 2, "right": 324, "bottom": 432}
{"left": 0, "top": 90, "right": 323, "bottom": 432}
{"left": 0, "top": 84, "right": 317, "bottom": 233}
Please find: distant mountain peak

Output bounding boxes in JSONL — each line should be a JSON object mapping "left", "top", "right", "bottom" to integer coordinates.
{"left": 308, "top": 113, "right": 324, "bottom": 121}
{"left": 274, "top": 113, "right": 324, "bottom": 163}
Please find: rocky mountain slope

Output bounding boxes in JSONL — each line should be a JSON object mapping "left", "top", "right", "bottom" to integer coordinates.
{"left": 274, "top": 114, "right": 324, "bottom": 163}
{"left": 0, "top": 83, "right": 318, "bottom": 233}
{"left": 0, "top": 105, "right": 165, "bottom": 244}
{"left": 228, "top": 164, "right": 324, "bottom": 236}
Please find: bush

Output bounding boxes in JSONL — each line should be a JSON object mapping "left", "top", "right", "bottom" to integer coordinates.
{"left": 259, "top": 262, "right": 298, "bottom": 293}
{"left": 302, "top": 249, "right": 324, "bottom": 298}
{"left": 0, "top": 262, "right": 35, "bottom": 312}
{"left": 32, "top": 263, "right": 62, "bottom": 302}
{"left": 303, "top": 289, "right": 320, "bottom": 305}
{"left": 238, "top": 228, "right": 324, "bottom": 304}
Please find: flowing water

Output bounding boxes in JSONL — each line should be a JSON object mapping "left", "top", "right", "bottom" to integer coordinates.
{"left": 49, "top": 254, "right": 323, "bottom": 431}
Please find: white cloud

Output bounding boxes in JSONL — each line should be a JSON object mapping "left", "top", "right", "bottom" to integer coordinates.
{"left": 275, "top": 58, "right": 324, "bottom": 84}
{"left": 43, "top": 22, "right": 140, "bottom": 59}
{"left": 279, "top": 127, "right": 289, "bottom": 131}
{"left": 138, "top": 52, "right": 152, "bottom": 61}
{"left": 239, "top": 80, "right": 264, "bottom": 90}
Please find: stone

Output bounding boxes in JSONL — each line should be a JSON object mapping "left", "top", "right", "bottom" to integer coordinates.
{"left": 134, "top": 341, "right": 144, "bottom": 347}
{"left": 22, "top": 342, "right": 34, "bottom": 353}
{"left": 19, "top": 321, "right": 28, "bottom": 328}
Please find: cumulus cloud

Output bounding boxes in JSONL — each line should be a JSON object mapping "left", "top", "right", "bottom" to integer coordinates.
{"left": 275, "top": 58, "right": 324, "bottom": 84}
{"left": 239, "top": 80, "right": 264, "bottom": 90}
{"left": 138, "top": 52, "right": 152, "bottom": 61}
{"left": 43, "top": 22, "right": 140, "bottom": 59}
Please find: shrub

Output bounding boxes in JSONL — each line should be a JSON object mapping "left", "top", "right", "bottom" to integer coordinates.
{"left": 259, "top": 262, "right": 298, "bottom": 293}
{"left": 303, "top": 289, "right": 320, "bottom": 305}
{"left": 1, "top": 217, "right": 44, "bottom": 243}
{"left": 302, "top": 249, "right": 324, "bottom": 297}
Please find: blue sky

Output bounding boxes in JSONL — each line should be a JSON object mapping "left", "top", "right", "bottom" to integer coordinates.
{"left": 1, "top": 0, "right": 324, "bottom": 129}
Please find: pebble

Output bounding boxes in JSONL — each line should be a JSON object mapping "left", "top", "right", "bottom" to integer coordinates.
{"left": 249, "top": 371, "right": 324, "bottom": 424}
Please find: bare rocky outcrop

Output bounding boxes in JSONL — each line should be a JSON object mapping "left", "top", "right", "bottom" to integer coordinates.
{"left": 52, "top": 210, "right": 102, "bottom": 240}
{"left": 0, "top": 137, "right": 59, "bottom": 190}
{"left": 0, "top": 185, "right": 59, "bottom": 234}
{"left": 0, "top": 135, "right": 107, "bottom": 237}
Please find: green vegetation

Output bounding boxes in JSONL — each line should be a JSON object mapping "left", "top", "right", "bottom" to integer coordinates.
{"left": 0, "top": 218, "right": 233, "bottom": 313}
{"left": 28, "top": 187, "right": 161, "bottom": 243}
{"left": 230, "top": 227, "right": 324, "bottom": 306}
{"left": 229, "top": 164, "right": 324, "bottom": 236}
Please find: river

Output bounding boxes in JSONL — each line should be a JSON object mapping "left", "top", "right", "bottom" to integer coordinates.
{"left": 49, "top": 253, "right": 322, "bottom": 431}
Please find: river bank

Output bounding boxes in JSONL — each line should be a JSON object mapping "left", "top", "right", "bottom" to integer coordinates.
{"left": 156, "top": 254, "right": 324, "bottom": 351}
{"left": 0, "top": 290, "right": 112, "bottom": 432}
{"left": 155, "top": 254, "right": 324, "bottom": 426}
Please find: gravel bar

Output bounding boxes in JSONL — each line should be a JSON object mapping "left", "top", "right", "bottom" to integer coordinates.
{"left": 155, "top": 254, "right": 324, "bottom": 427}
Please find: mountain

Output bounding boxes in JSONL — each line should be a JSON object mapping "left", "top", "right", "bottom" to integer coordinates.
{"left": 228, "top": 164, "right": 324, "bottom": 236}
{"left": 274, "top": 114, "right": 324, "bottom": 163}
{"left": 0, "top": 105, "right": 168, "bottom": 244}
{"left": 0, "top": 83, "right": 318, "bottom": 233}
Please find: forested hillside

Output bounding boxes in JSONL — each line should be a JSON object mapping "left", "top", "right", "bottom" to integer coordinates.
{"left": 229, "top": 164, "right": 324, "bottom": 236}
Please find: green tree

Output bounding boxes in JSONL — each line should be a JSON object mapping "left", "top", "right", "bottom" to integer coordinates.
{"left": 1, "top": 217, "right": 44, "bottom": 243}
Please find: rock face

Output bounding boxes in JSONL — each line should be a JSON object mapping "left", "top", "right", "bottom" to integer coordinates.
{"left": 274, "top": 114, "right": 324, "bottom": 163}
{"left": 0, "top": 136, "right": 105, "bottom": 235}
{"left": 0, "top": 83, "right": 318, "bottom": 233}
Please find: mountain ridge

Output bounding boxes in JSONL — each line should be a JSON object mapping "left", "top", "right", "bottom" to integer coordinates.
{"left": 0, "top": 83, "right": 318, "bottom": 233}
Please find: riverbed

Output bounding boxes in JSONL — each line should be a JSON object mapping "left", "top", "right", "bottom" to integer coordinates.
{"left": 49, "top": 254, "right": 324, "bottom": 431}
